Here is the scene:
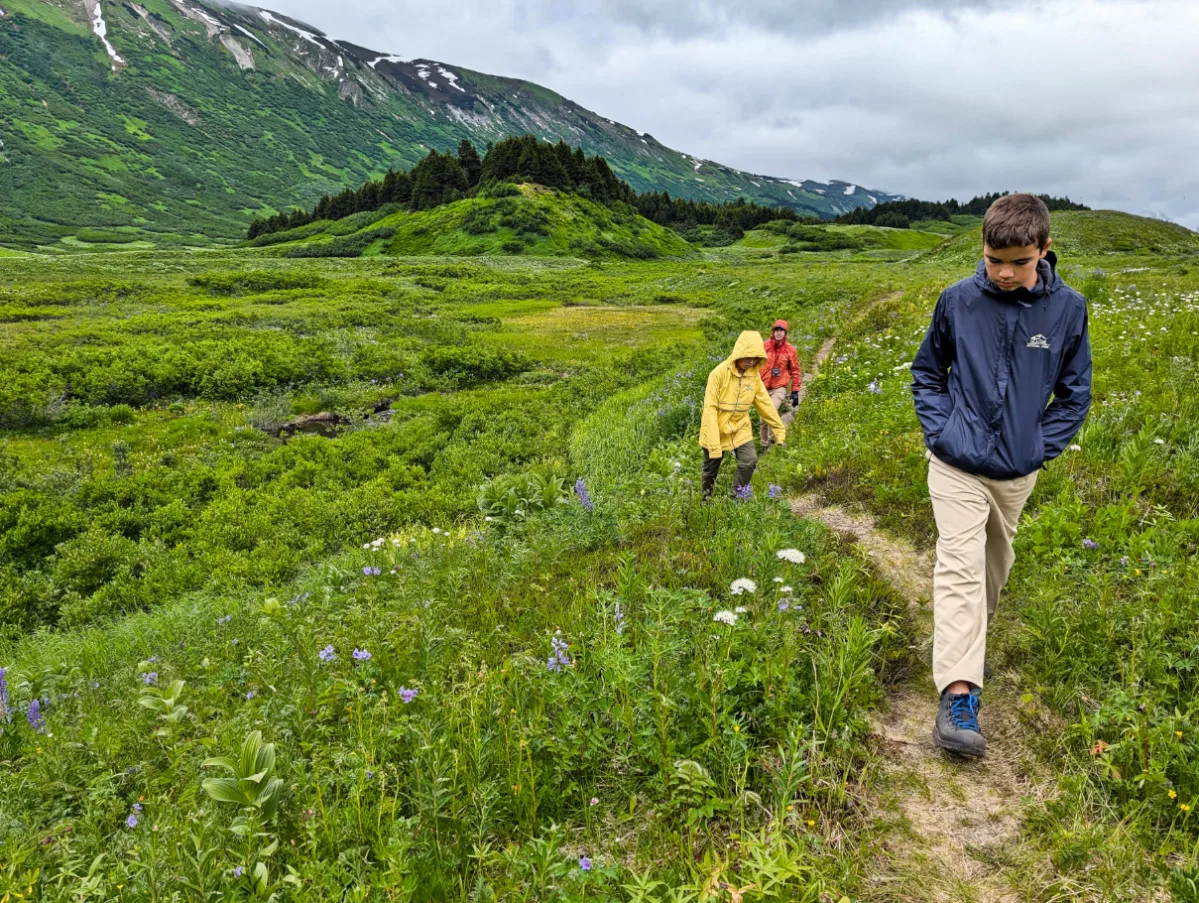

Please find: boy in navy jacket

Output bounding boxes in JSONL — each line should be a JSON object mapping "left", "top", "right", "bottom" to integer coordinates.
{"left": 910, "top": 193, "right": 1092, "bottom": 757}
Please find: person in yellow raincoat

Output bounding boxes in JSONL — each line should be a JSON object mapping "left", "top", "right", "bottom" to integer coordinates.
{"left": 699, "top": 331, "right": 787, "bottom": 498}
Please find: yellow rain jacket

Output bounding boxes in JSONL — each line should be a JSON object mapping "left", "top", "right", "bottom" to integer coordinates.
{"left": 699, "top": 331, "right": 787, "bottom": 458}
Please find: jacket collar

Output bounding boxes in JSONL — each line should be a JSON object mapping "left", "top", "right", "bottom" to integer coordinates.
{"left": 973, "top": 250, "right": 1060, "bottom": 302}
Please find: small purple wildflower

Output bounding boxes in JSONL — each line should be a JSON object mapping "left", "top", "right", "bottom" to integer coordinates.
{"left": 245, "top": 691, "right": 256, "bottom": 700}
{"left": 734, "top": 483, "right": 753, "bottom": 500}
{"left": 233, "top": 866, "right": 243, "bottom": 878}
{"left": 767, "top": 484, "right": 783, "bottom": 499}
{"left": 547, "top": 635, "right": 571, "bottom": 673}
{"left": 590, "top": 797, "right": 599, "bottom": 806}
{"left": 25, "top": 695, "right": 45, "bottom": 733}
{"left": 867, "top": 380, "right": 882, "bottom": 395}
{"left": 126, "top": 813, "right": 139, "bottom": 829}
{"left": 0, "top": 668, "right": 9, "bottom": 723}
{"left": 1082, "top": 538, "right": 1099, "bottom": 551}
{"left": 132, "top": 803, "right": 143, "bottom": 811}
{"left": 614, "top": 602, "right": 625, "bottom": 637}
{"left": 318, "top": 645, "right": 336, "bottom": 662}
{"left": 399, "top": 687, "right": 418, "bottom": 704}
{"left": 1120, "top": 556, "right": 1130, "bottom": 566}
{"left": 147, "top": 656, "right": 159, "bottom": 663}
{"left": 218, "top": 615, "right": 232, "bottom": 625}
{"left": 575, "top": 478, "right": 594, "bottom": 513}
{"left": 362, "top": 566, "right": 381, "bottom": 577}
{"left": 143, "top": 672, "right": 158, "bottom": 685}
{"left": 778, "top": 600, "right": 790, "bottom": 612}
{"left": 579, "top": 855, "right": 592, "bottom": 871}
{"left": 366, "top": 770, "right": 375, "bottom": 779}
{"left": 352, "top": 648, "right": 372, "bottom": 662}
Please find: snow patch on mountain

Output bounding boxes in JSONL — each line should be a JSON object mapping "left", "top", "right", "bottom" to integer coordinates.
{"left": 0, "top": 7, "right": 7, "bottom": 16}
{"left": 259, "top": 10, "right": 325, "bottom": 48}
{"left": 844, "top": 184, "right": 856, "bottom": 195}
{"left": 369, "top": 54, "right": 408, "bottom": 68}
{"left": 437, "top": 67, "right": 466, "bottom": 92}
{"left": 85, "top": 0, "right": 125, "bottom": 68}
{"left": 233, "top": 24, "right": 265, "bottom": 46}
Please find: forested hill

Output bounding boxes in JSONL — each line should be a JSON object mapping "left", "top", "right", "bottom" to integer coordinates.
{"left": 0, "top": 0, "right": 900, "bottom": 251}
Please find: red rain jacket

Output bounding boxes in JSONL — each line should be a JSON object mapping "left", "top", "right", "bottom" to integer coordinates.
{"left": 760, "top": 320, "right": 802, "bottom": 392}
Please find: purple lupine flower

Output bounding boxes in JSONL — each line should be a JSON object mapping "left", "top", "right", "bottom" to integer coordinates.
{"left": 362, "top": 566, "right": 381, "bottom": 577}
{"left": 132, "top": 803, "right": 143, "bottom": 811}
{"left": 352, "top": 648, "right": 371, "bottom": 662}
{"left": 1082, "top": 538, "right": 1099, "bottom": 551}
{"left": 734, "top": 484, "right": 753, "bottom": 500}
{"left": 147, "top": 656, "right": 159, "bottom": 663}
{"left": 126, "top": 813, "right": 138, "bottom": 829}
{"left": 575, "top": 478, "right": 594, "bottom": 513}
{"left": 0, "top": 668, "right": 9, "bottom": 723}
{"left": 867, "top": 380, "right": 882, "bottom": 395}
{"left": 547, "top": 635, "right": 571, "bottom": 673}
{"left": 767, "top": 484, "right": 783, "bottom": 499}
{"left": 26, "top": 699, "right": 46, "bottom": 734}
{"left": 233, "top": 866, "right": 243, "bottom": 878}
{"left": 318, "top": 645, "right": 336, "bottom": 662}
{"left": 399, "top": 687, "right": 418, "bottom": 704}
{"left": 143, "top": 672, "right": 158, "bottom": 685}
{"left": 579, "top": 855, "right": 592, "bottom": 871}
{"left": 614, "top": 602, "right": 625, "bottom": 637}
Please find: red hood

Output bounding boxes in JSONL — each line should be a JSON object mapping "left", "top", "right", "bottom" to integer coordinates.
{"left": 770, "top": 320, "right": 789, "bottom": 342}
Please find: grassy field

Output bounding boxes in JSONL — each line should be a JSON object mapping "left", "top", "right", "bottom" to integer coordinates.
{"left": 1, "top": 210, "right": 1198, "bottom": 900}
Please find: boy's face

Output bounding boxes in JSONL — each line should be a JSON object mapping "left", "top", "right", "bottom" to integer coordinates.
{"left": 735, "top": 357, "right": 758, "bottom": 372}
{"left": 772, "top": 327, "right": 786, "bottom": 341}
{"left": 983, "top": 240, "right": 1052, "bottom": 291}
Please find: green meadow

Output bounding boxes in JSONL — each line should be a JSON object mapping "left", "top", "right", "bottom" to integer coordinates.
{"left": 2, "top": 208, "right": 1198, "bottom": 901}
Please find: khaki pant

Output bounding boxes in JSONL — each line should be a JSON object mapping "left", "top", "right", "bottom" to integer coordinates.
{"left": 760, "top": 388, "right": 791, "bottom": 446}
{"left": 928, "top": 453, "right": 1038, "bottom": 693}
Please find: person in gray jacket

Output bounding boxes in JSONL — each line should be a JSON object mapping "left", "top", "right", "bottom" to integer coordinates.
{"left": 910, "top": 193, "right": 1092, "bottom": 757}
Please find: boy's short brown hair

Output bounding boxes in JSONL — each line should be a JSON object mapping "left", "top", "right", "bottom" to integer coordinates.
{"left": 982, "top": 193, "right": 1051, "bottom": 249}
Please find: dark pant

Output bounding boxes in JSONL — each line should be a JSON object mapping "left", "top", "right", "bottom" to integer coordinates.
{"left": 702, "top": 442, "right": 758, "bottom": 498}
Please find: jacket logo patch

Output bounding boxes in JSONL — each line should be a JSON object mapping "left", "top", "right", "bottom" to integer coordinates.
{"left": 1026, "top": 334, "right": 1050, "bottom": 350}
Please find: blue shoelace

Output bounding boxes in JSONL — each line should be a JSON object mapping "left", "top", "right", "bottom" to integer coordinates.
{"left": 949, "top": 692, "right": 981, "bottom": 732}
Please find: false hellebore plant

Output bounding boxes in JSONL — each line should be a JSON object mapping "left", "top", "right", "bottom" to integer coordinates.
{"left": 202, "top": 731, "right": 298, "bottom": 896}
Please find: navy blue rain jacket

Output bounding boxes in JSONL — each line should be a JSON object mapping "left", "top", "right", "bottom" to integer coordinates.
{"left": 911, "top": 251, "right": 1092, "bottom": 479}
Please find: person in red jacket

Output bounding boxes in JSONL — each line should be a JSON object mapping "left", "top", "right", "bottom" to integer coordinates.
{"left": 759, "top": 320, "right": 802, "bottom": 449}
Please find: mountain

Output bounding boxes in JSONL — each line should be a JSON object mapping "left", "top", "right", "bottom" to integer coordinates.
{"left": 0, "top": 0, "right": 901, "bottom": 250}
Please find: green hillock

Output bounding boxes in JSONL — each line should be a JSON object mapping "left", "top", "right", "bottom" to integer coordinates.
{"left": 919, "top": 209, "right": 1199, "bottom": 265}
{"left": 269, "top": 185, "right": 697, "bottom": 260}
{"left": 743, "top": 221, "right": 947, "bottom": 255}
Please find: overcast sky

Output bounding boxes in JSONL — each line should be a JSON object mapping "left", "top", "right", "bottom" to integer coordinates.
{"left": 265, "top": 0, "right": 1199, "bottom": 228}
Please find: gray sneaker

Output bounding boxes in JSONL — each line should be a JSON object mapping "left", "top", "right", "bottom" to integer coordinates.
{"left": 933, "top": 688, "right": 986, "bottom": 758}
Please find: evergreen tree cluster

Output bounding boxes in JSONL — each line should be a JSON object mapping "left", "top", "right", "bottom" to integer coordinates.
{"left": 247, "top": 135, "right": 800, "bottom": 241}
{"left": 833, "top": 192, "right": 1089, "bottom": 228}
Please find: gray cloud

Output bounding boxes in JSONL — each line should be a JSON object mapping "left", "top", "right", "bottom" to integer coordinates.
{"left": 268, "top": 0, "right": 1199, "bottom": 227}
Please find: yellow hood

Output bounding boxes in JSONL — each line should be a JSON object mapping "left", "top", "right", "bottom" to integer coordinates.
{"left": 727, "top": 330, "right": 767, "bottom": 366}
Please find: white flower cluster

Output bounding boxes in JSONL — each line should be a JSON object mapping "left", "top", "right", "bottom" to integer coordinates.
{"left": 713, "top": 610, "right": 739, "bottom": 626}
{"left": 776, "top": 549, "right": 806, "bottom": 565}
{"left": 730, "top": 578, "right": 757, "bottom": 595}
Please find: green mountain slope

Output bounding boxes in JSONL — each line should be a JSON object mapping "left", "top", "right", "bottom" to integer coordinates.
{"left": 0, "top": 0, "right": 899, "bottom": 250}
{"left": 261, "top": 185, "right": 697, "bottom": 259}
{"left": 919, "top": 210, "right": 1199, "bottom": 265}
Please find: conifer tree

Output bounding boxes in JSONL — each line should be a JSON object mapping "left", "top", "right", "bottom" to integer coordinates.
{"left": 458, "top": 139, "right": 483, "bottom": 188}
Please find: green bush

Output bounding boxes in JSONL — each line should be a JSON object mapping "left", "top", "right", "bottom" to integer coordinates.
{"left": 421, "top": 344, "right": 532, "bottom": 387}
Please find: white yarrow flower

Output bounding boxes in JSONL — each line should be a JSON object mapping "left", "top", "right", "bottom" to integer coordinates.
{"left": 730, "top": 578, "right": 757, "bottom": 595}
{"left": 779, "top": 585, "right": 793, "bottom": 594}
{"left": 772, "top": 577, "right": 784, "bottom": 583}
{"left": 1068, "top": 444, "right": 1082, "bottom": 452}
{"left": 776, "top": 549, "right": 807, "bottom": 564}
{"left": 713, "top": 610, "right": 738, "bottom": 625}
{"left": 734, "top": 605, "right": 748, "bottom": 614}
